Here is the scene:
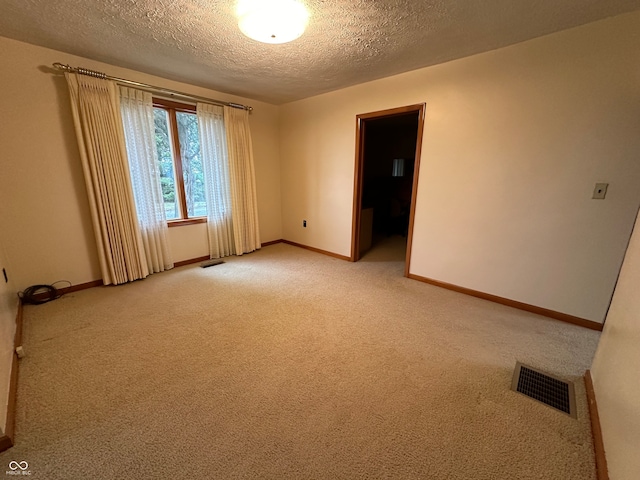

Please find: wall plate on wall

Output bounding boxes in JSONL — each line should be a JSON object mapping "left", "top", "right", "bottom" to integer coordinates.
{"left": 592, "top": 183, "right": 608, "bottom": 199}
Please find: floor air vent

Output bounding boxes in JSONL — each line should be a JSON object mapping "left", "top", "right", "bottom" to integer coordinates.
{"left": 511, "top": 362, "right": 576, "bottom": 418}
{"left": 201, "top": 259, "right": 224, "bottom": 268}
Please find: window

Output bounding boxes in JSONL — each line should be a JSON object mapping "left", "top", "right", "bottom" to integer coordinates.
{"left": 152, "top": 99, "right": 206, "bottom": 224}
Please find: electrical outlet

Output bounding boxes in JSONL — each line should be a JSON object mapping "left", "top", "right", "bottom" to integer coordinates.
{"left": 592, "top": 183, "right": 608, "bottom": 200}
{"left": 303, "top": 220, "right": 307, "bottom": 227}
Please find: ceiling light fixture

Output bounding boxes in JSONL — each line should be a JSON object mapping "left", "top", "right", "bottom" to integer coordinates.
{"left": 237, "top": 0, "right": 310, "bottom": 44}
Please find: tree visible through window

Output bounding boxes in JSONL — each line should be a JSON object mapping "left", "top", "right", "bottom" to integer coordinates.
{"left": 176, "top": 112, "right": 206, "bottom": 217}
{"left": 152, "top": 99, "right": 206, "bottom": 222}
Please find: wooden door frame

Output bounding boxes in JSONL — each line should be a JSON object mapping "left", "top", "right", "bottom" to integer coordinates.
{"left": 350, "top": 103, "right": 426, "bottom": 277}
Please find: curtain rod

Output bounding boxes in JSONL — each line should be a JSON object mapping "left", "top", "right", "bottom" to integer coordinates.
{"left": 52, "top": 63, "right": 253, "bottom": 112}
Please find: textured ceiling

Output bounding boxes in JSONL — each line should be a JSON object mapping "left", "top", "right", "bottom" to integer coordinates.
{"left": 1, "top": 0, "right": 640, "bottom": 104}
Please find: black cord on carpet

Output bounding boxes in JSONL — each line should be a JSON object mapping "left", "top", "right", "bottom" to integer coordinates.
{"left": 19, "top": 280, "right": 72, "bottom": 305}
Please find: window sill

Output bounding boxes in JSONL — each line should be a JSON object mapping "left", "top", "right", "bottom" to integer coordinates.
{"left": 167, "top": 217, "right": 207, "bottom": 228}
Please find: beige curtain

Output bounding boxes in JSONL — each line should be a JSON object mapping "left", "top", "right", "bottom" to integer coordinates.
{"left": 65, "top": 73, "right": 149, "bottom": 285}
{"left": 120, "top": 87, "right": 174, "bottom": 273}
{"left": 197, "top": 103, "right": 236, "bottom": 259}
{"left": 224, "top": 106, "right": 261, "bottom": 255}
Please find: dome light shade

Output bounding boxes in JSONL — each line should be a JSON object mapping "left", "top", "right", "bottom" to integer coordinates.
{"left": 237, "top": 0, "right": 310, "bottom": 44}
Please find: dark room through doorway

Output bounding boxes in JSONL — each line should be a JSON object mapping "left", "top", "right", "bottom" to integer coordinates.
{"left": 351, "top": 104, "right": 425, "bottom": 274}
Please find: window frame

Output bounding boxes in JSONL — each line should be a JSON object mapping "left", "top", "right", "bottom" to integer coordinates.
{"left": 152, "top": 98, "right": 207, "bottom": 227}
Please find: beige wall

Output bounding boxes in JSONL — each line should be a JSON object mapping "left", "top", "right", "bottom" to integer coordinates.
{"left": 590, "top": 205, "right": 640, "bottom": 480}
{"left": 0, "top": 232, "right": 18, "bottom": 433}
{"left": 0, "top": 36, "right": 282, "bottom": 291}
{"left": 279, "top": 12, "right": 640, "bottom": 323}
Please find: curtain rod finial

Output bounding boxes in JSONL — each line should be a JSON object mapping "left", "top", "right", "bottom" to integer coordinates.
{"left": 53, "top": 63, "right": 73, "bottom": 72}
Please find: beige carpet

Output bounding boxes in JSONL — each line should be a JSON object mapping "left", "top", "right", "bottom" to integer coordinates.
{"left": 1, "top": 238, "right": 600, "bottom": 479}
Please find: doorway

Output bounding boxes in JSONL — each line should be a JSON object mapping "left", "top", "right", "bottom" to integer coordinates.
{"left": 351, "top": 104, "right": 425, "bottom": 276}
